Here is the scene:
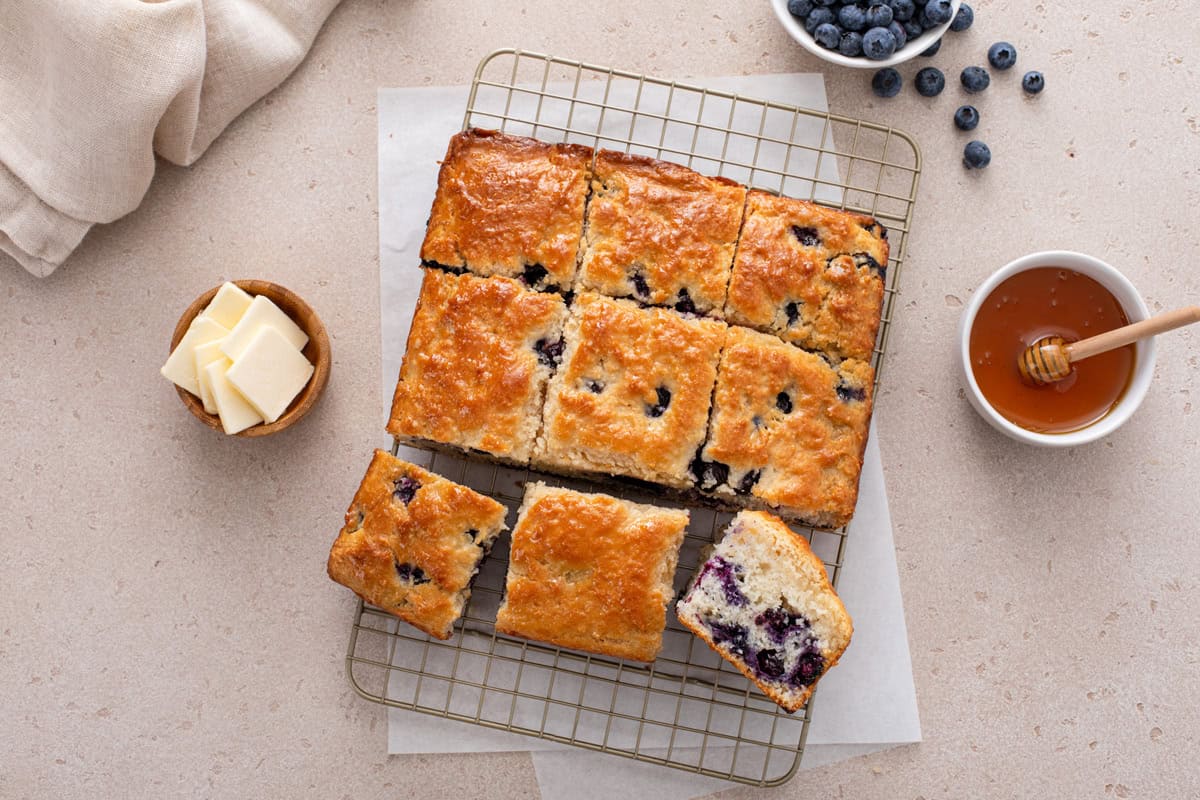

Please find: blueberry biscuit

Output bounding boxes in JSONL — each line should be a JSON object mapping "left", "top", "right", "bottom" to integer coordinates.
{"left": 388, "top": 268, "right": 568, "bottom": 466}
{"left": 495, "top": 483, "right": 689, "bottom": 662}
{"left": 420, "top": 128, "right": 593, "bottom": 292}
{"left": 532, "top": 292, "right": 726, "bottom": 489}
{"left": 691, "top": 325, "right": 873, "bottom": 528}
{"left": 724, "top": 190, "right": 888, "bottom": 362}
{"left": 575, "top": 150, "right": 747, "bottom": 316}
{"left": 675, "top": 510, "right": 853, "bottom": 712}
{"left": 326, "top": 450, "right": 508, "bottom": 640}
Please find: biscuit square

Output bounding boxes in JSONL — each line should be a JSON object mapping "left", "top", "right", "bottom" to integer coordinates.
{"left": 533, "top": 293, "right": 726, "bottom": 489}
{"left": 420, "top": 128, "right": 593, "bottom": 291}
{"left": 724, "top": 190, "right": 889, "bottom": 362}
{"left": 388, "top": 269, "right": 568, "bottom": 465}
{"left": 576, "top": 150, "right": 746, "bottom": 316}
{"left": 675, "top": 510, "right": 853, "bottom": 712}
{"left": 326, "top": 451, "right": 508, "bottom": 640}
{"left": 691, "top": 325, "right": 874, "bottom": 528}
{"left": 495, "top": 483, "right": 689, "bottom": 662}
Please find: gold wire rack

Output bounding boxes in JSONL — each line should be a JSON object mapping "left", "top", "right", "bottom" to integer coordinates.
{"left": 348, "top": 48, "right": 921, "bottom": 787}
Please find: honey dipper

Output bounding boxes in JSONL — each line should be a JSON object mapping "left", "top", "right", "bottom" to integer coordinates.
{"left": 1018, "top": 305, "right": 1200, "bottom": 386}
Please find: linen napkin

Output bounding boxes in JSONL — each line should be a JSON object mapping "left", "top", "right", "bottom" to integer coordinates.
{"left": 0, "top": 0, "right": 341, "bottom": 278}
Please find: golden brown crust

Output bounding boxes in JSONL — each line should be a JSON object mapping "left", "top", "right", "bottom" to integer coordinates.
{"left": 724, "top": 190, "right": 888, "bottom": 362}
{"left": 420, "top": 129, "right": 592, "bottom": 289}
{"left": 576, "top": 150, "right": 747, "bottom": 315}
{"left": 533, "top": 293, "right": 726, "bottom": 488}
{"left": 387, "top": 269, "right": 567, "bottom": 465}
{"left": 326, "top": 451, "right": 508, "bottom": 639}
{"left": 495, "top": 483, "right": 688, "bottom": 662}
{"left": 699, "top": 326, "right": 873, "bottom": 528}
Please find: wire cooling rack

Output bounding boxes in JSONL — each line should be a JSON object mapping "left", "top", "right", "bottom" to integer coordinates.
{"left": 347, "top": 49, "right": 921, "bottom": 787}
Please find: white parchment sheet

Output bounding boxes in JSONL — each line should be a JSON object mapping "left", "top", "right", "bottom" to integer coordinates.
{"left": 377, "top": 74, "right": 920, "bottom": 798}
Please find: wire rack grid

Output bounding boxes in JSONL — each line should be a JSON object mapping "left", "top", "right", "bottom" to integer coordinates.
{"left": 347, "top": 49, "right": 922, "bottom": 787}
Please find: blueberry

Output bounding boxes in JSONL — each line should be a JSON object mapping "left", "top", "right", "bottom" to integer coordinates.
{"left": 963, "top": 140, "right": 992, "bottom": 169}
{"left": 756, "top": 607, "right": 812, "bottom": 643}
{"left": 631, "top": 271, "right": 650, "bottom": 299}
{"left": 1022, "top": 70, "right": 1045, "bottom": 94}
{"left": 871, "top": 67, "right": 902, "bottom": 98}
{"left": 866, "top": 3, "right": 893, "bottom": 28}
{"left": 922, "top": 0, "right": 954, "bottom": 25}
{"left": 674, "top": 288, "right": 697, "bottom": 315}
{"left": 887, "top": 20, "right": 907, "bottom": 49}
{"left": 521, "top": 262, "right": 548, "bottom": 288}
{"left": 646, "top": 386, "right": 672, "bottom": 418}
{"left": 838, "top": 30, "right": 864, "bottom": 57}
{"left": 949, "top": 1, "right": 973, "bottom": 31}
{"left": 804, "top": 7, "right": 835, "bottom": 33}
{"left": 784, "top": 300, "right": 801, "bottom": 326}
{"left": 791, "top": 225, "right": 821, "bottom": 246}
{"left": 954, "top": 104, "right": 980, "bottom": 131}
{"left": 585, "top": 378, "right": 605, "bottom": 393}
{"left": 735, "top": 469, "right": 761, "bottom": 495}
{"left": 787, "top": 0, "right": 814, "bottom": 17}
{"left": 914, "top": 66, "right": 945, "bottom": 96}
{"left": 887, "top": 0, "right": 915, "bottom": 22}
{"left": 395, "top": 562, "right": 431, "bottom": 585}
{"left": 919, "top": 37, "right": 941, "bottom": 57}
{"left": 862, "top": 27, "right": 897, "bottom": 60}
{"left": 791, "top": 650, "right": 826, "bottom": 686}
{"left": 837, "top": 4, "right": 867, "bottom": 32}
{"left": 776, "top": 391, "right": 794, "bottom": 414}
{"left": 904, "top": 19, "right": 925, "bottom": 41}
{"left": 698, "top": 557, "right": 749, "bottom": 607}
{"left": 853, "top": 251, "right": 886, "bottom": 279}
{"left": 814, "top": 0, "right": 837, "bottom": 5}
{"left": 987, "top": 41, "right": 1017, "bottom": 70}
{"left": 757, "top": 649, "right": 787, "bottom": 679}
{"left": 708, "top": 621, "right": 750, "bottom": 656}
{"left": 393, "top": 476, "right": 420, "bottom": 504}
{"left": 534, "top": 336, "right": 565, "bottom": 368}
{"left": 836, "top": 382, "right": 868, "bottom": 402}
{"left": 690, "top": 454, "right": 730, "bottom": 492}
{"left": 960, "top": 65, "right": 990, "bottom": 93}
{"left": 813, "top": 22, "right": 842, "bottom": 50}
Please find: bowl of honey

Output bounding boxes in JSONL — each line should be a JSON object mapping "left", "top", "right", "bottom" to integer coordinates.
{"left": 959, "top": 250, "right": 1156, "bottom": 446}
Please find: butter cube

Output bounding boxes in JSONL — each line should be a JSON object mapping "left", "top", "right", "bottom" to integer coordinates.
{"left": 201, "top": 282, "right": 253, "bottom": 329}
{"left": 161, "top": 316, "right": 230, "bottom": 397}
{"left": 204, "top": 360, "right": 263, "bottom": 434}
{"left": 225, "top": 326, "right": 315, "bottom": 423}
{"left": 193, "top": 340, "right": 230, "bottom": 415}
{"left": 220, "top": 295, "right": 308, "bottom": 361}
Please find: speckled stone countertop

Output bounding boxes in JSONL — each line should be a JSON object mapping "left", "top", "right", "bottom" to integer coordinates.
{"left": 3, "top": 1, "right": 1197, "bottom": 797}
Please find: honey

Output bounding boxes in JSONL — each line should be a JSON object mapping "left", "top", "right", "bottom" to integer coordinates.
{"left": 969, "top": 267, "right": 1134, "bottom": 434}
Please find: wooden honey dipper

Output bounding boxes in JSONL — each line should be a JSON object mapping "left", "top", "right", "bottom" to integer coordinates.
{"left": 1018, "top": 305, "right": 1200, "bottom": 386}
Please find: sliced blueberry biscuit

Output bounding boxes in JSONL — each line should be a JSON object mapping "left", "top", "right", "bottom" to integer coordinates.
{"left": 691, "top": 325, "right": 873, "bottom": 529}
{"left": 532, "top": 292, "right": 726, "bottom": 489}
{"left": 495, "top": 483, "right": 689, "bottom": 662}
{"left": 326, "top": 450, "right": 508, "bottom": 640}
{"left": 724, "top": 190, "right": 888, "bottom": 362}
{"left": 388, "top": 268, "right": 568, "bottom": 466}
{"left": 420, "top": 128, "right": 593, "bottom": 292}
{"left": 575, "top": 150, "right": 747, "bottom": 316}
{"left": 676, "top": 510, "right": 853, "bottom": 713}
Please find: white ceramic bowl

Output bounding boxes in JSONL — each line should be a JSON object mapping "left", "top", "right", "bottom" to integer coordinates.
{"left": 958, "top": 251, "right": 1156, "bottom": 447}
{"left": 770, "top": 0, "right": 961, "bottom": 69}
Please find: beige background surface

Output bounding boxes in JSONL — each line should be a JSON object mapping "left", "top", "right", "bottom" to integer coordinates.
{"left": 3, "top": 1, "right": 1197, "bottom": 797}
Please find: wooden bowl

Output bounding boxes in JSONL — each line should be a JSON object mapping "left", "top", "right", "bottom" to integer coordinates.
{"left": 169, "top": 280, "right": 331, "bottom": 437}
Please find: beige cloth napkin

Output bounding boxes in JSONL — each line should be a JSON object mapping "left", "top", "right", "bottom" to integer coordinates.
{"left": 0, "top": 0, "right": 342, "bottom": 278}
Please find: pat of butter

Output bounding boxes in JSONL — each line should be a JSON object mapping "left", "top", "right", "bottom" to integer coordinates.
{"left": 161, "top": 316, "right": 230, "bottom": 397}
{"left": 225, "top": 326, "right": 315, "bottom": 423}
{"left": 220, "top": 295, "right": 308, "bottom": 361}
{"left": 204, "top": 360, "right": 263, "bottom": 434}
{"left": 201, "top": 282, "right": 253, "bottom": 330}
{"left": 193, "top": 340, "right": 230, "bottom": 415}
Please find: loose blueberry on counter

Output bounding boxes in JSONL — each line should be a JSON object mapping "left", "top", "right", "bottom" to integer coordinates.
{"left": 1022, "top": 70, "right": 1045, "bottom": 94}
{"left": 949, "top": 2, "right": 973, "bottom": 31}
{"left": 887, "top": 20, "right": 908, "bottom": 49}
{"left": 914, "top": 66, "right": 945, "bottom": 97}
{"left": 534, "top": 336, "right": 565, "bottom": 367}
{"left": 887, "top": 0, "right": 915, "bottom": 22}
{"left": 393, "top": 476, "right": 420, "bottom": 504}
{"left": 919, "top": 37, "right": 941, "bottom": 57}
{"left": 396, "top": 562, "right": 431, "bottom": 585}
{"left": 987, "top": 41, "right": 1017, "bottom": 70}
{"left": 838, "top": 31, "right": 864, "bottom": 57}
{"left": 960, "top": 66, "right": 990, "bottom": 94}
{"left": 871, "top": 67, "right": 902, "bottom": 98}
{"left": 521, "top": 262, "right": 548, "bottom": 288}
{"left": 776, "top": 391, "right": 794, "bottom": 414}
{"left": 646, "top": 386, "right": 672, "bottom": 418}
{"left": 787, "top": 0, "right": 814, "bottom": 17}
{"left": 804, "top": 7, "right": 836, "bottom": 34}
{"left": 791, "top": 225, "right": 821, "bottom": 246}
{"left": 865, "top": 3, "right": 894, "bottom": 28}
{"left": 813, "top": 21, "right": 842, "bottom": 50}
{"left": 922, "top": 0, "right": 954, "bottom": 25}
{"left": 862, "top": 26, "right": 898, "bottom": 60}
{"left": 838, "top": 4, "right": 867, "bottom": 31}
{"left": 963, "top": 140, "right": 992, "bottom": 169}
{"left": 954, "top": 105, "right": 980, "bottom": 131}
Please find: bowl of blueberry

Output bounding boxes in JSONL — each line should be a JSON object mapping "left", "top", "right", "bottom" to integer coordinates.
{"left": 772, "top": 0, "right": 963, "bottom": 68}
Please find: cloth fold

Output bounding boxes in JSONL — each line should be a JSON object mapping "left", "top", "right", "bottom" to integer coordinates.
{"left": 0, "top": 0, "right": 341, "bottom": 277}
